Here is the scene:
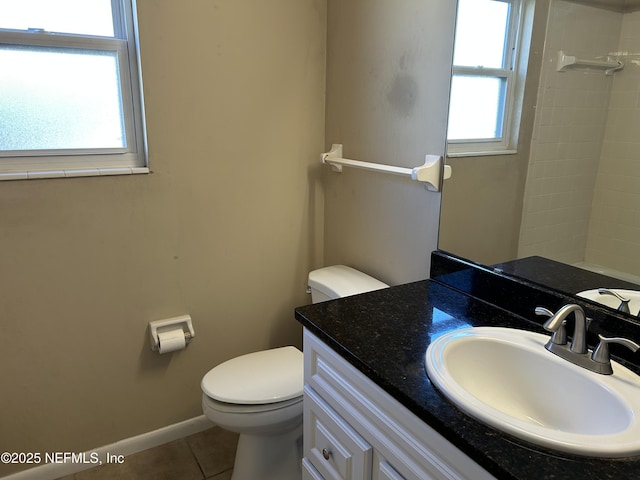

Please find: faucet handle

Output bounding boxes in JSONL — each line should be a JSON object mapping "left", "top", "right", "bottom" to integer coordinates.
{"left": 597, "top": 288, "right": 631, "bottom": 314}
{"left": 535, "top": 307, "right": 567, "bottom": 345}
{"left": 591, "top": 335, "right": 640, "bottom": 372}
{"left": 534, "top": 307, "right": 554, "bottom": 317}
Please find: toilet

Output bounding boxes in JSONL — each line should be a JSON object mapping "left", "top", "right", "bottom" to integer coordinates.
{"left": 200, "top": 265, "right": 388, "bottom": 480}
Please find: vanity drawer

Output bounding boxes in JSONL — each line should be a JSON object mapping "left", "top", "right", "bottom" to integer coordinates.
{"left": 303, "top": 458, "right": 325, "bottom": 480}
{"left": 374, "top": 458, "right": 406, "bottom": 480}
{"left": 304, "top": 385, "right": 372, "bottom": 480}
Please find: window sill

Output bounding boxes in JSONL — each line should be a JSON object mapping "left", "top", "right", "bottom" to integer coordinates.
{"left": 446, "top": 149, "right": 517, "bottom": 158}
{"left": 0, "top": 167, "right": 149, "bottom": 181}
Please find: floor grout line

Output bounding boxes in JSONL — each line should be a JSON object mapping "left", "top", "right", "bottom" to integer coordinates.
{"left": 51, "top": 427, "right": 237, "bottom": 480}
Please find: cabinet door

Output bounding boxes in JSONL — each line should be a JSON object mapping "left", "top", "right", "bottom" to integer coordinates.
{"left": 304, "top": 386, "right": 372, "bottom": 480}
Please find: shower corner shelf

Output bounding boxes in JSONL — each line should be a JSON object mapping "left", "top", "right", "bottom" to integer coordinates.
{"left": 557, "top": 50, "right": 624, "bottom": 75}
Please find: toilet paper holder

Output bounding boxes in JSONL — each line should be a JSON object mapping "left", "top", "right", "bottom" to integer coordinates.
{"left": 149, "top": 315, "right": 195, "bottom": 352}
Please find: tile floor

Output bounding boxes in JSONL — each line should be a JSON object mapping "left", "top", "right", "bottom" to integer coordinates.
{"left": 55, "top": 427, "right": 238, "bottom": 480}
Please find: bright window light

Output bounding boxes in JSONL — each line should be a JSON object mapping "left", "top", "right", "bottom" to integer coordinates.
{"left": 0, "top": 0, "right": 115, "bottom": 37}
{"left": 0, "top": 46, "right": 125, "bottom": 151}
{"left": 453, "top": 0, "right": 510, "bottom": 69}
{"left": 447, "top": 76, "right": 506, "bottom": 140}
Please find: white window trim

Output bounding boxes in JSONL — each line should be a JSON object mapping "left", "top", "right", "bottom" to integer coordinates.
{"left": 0, "top": 0, "right": 147, "bottom": 180}
{"left": 447, "top": 0, "right": 532, "bottom": 158}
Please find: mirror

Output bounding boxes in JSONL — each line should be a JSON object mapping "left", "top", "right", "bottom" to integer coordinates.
{"left": 439, "top": 0, "right": 640, "bottom": 317}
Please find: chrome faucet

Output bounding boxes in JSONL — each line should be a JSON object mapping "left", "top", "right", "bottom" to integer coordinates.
{"left": 536, "top": 304, "right": 588, "bottom": 353}
{"left": 535, "top": 304, "right": 640, "bottom": 374}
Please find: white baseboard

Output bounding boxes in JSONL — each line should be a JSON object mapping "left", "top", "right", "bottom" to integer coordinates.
{"left": 2, "top": 415, "right": 214, "bottom": 480}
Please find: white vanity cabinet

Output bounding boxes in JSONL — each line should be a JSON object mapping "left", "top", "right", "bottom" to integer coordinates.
{"left": 302, "top": 329, "right": 496, "bottom": 480}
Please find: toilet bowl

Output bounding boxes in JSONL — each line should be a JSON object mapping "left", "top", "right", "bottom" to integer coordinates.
{"left": 200, "top": 265, "right": 388, "bottom": 480}
{"left": 201, "top": 347, "right": 303, "bottom": 480}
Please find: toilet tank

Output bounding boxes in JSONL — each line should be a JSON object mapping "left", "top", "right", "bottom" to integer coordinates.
{"left": 307, "top": 265, "right": 389, "bottom": 303}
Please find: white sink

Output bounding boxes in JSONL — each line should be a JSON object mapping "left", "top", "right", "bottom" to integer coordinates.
{"left": 425, "top": 327, "right": 640, "bottom": 457}
{"left": 577, "top": 289, "right": 640, "bottom": 316}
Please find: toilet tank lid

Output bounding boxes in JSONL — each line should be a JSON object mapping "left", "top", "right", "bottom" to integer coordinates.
{"left": 308, "top": 265, "right": 389, "bottom": 300}
{"left": 201, "top": 347, "right": 303, "bottom": 404}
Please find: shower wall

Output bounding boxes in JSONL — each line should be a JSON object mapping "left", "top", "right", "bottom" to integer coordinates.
{"left": 519, "top": 0, "right": 640, "bottom": 278}
{"left": 585, "top": 10, "right": 640, "bottom": 275}
{"left": 518, "top": 0, "right": 622, "bottom": 265}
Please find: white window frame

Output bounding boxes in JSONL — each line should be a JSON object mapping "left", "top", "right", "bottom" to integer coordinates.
{"left": 0, "top": 0, "right": 147, "bottom": 180}
{"left": 447, "top": 0, "right": 530, "bottom": 157}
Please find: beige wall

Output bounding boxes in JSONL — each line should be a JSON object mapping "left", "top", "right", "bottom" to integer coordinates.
{"left": 439, "top": 154, "right": 528, "bottom": 265}
{"left": 0, "top": 0, "right": 326, "bottom": 475}
{"left": 323, "top": 0, "right": 457, "bottom": 285}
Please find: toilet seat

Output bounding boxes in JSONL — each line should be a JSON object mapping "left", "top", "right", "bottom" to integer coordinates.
{"left": 201, "top": 346, "right": 303, "bottom": 405}
{"left": 203, "top": 394, "right": 303, "bottom": 414}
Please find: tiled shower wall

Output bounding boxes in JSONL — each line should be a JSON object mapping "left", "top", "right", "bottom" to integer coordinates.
{"left": 518, "top": 0, "right": 622, "bottom": 265}
{"left": 585, "top": 10, "right": 640, "bottom": 275}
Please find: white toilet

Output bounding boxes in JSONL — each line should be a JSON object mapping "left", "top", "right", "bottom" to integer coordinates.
{"left": 200, "top": 265, "right": 388, "bottom": 480}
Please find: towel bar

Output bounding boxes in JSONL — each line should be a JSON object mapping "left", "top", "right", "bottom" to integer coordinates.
{"left": 321, "top": 144, "right": 451, "bottom": 192}
{"left": 557, "top": 50, "right": 624, "bottom": 75}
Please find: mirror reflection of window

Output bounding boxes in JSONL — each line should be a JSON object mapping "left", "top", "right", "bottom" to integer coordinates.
{"left": 447, "top": 0, "right": 531, "bottom": 156}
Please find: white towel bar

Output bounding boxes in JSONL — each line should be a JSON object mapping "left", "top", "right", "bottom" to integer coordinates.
{"left": 320, "top": 144, "right": 451, "bottom": 192}
{"left": 557, "top": 50, "right": 624, "bottom": 75}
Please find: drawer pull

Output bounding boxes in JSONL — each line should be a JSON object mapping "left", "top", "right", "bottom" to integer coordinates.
{"left": 322, "top": 448, "right": 332, "bottom": 460}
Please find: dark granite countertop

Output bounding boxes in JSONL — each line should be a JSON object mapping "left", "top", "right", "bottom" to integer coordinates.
{"left": 295, "top": 280, "right": 640, "bottom": 480}
{"left": 494, "top": 256, "right": 640, "bottom": 297}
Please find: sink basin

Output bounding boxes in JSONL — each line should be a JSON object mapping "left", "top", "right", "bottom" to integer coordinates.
{"left": 578, "top": 289, "right": 640, "bottom": 316}
{"left": 425, "top": 327, "right": 640, "bottom": 457}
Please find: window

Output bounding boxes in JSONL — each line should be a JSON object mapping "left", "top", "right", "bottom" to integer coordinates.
{"left": 0, "top": 0, "right": 147, "bottom": 179}
{"left": 447, "top": 0, "right": 529, "bottom": 156}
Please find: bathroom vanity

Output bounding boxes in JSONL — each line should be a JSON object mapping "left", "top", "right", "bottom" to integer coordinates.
{"left": 295, "top": 253, "right": 640, "bottom": 480}
{"left": 300, "top": 328, "right": 494, "bottom": 480}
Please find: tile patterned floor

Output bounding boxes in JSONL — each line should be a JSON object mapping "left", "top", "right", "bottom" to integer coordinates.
{"left": 55, "top": 427, "right": 238, "bottom": 480}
